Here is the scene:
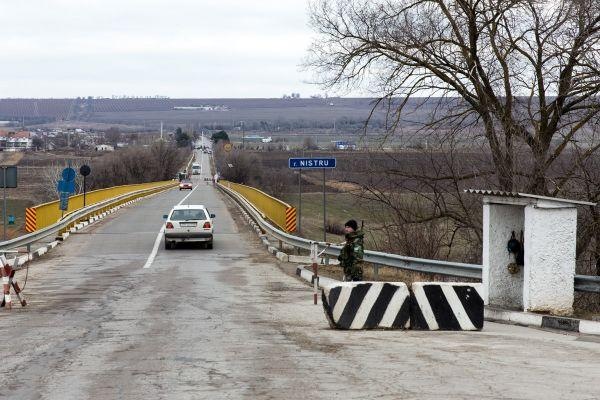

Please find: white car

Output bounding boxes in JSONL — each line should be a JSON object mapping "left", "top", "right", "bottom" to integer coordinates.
{"left": 163, "top": 205, "right": 215, "bottom": 249}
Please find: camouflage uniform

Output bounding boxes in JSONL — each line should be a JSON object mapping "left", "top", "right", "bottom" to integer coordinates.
{"left": 338, "top": 230, "right": 364, "bottom": 281}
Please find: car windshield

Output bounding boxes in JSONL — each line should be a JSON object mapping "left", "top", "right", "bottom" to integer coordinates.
{"left": 170, "top": 209, "right": 206, "bottom": 221}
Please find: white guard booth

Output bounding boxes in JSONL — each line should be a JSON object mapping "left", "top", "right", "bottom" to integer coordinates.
{"left": 468, "top": 189, "right": 595, "bottom": 316}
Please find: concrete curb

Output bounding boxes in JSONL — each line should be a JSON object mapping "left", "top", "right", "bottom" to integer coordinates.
{"left": 31, "top": 246, "right": 48, "bottom": 259}
{"left": 485, "top": 307, "right": 600, "bottom": 336}
{"left": 295, "top": 266, "right": 339, "bottom": 288}
{"left": 288, "top": 254, "right": 340, "bottom": 265}
{"left": 276, "top": 251, "right": 289, "bottom": 262}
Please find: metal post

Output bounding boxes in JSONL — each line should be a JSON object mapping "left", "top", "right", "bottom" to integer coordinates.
{"left": 3, "top": 168, "right": 6, "bottom": 241}
{"left": 298, "top": 168, "right": 302, "bottom": 234}
{"left": 83, "top": 175, "right": 87, "bottom": 207}
{"left": 323, "top": 168, "right": 326, "bottom": 242}
{"left": 311, "top": 242, "right": 318, "bottom": 305}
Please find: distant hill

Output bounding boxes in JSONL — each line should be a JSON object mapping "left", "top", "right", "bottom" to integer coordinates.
{"left": 0, "top": 97, "right": 444, "bottom": 131}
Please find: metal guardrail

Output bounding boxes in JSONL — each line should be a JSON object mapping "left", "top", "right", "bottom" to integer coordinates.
{"left": 219, "top": 183, "right": 482, "bottom": 279}
{"left": 220, "top": 182, "right": 600, "bottom": 292}
{"left": 0, "top": 182, "right": 177, "bottom": 252}
{"left": 27, "top": 180, "right": 176, "bottom": 232}
{"left": 575, "top": 275, "right": 600, "bottom": 294}
{"left": 220, "top": 180, "right": 297, "bottom": 232}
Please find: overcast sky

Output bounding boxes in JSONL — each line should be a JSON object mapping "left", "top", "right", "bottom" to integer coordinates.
{"left": 0, "top": 0, "right": 325, "bottom": 98}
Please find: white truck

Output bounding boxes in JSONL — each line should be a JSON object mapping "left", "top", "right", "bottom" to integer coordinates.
{"left": 191, "top": 163, "right": 201, "bottom": 175}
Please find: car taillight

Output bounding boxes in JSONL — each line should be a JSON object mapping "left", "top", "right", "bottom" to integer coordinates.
{"left": 203, "top": 222, "right": 211, "bottom": 229}
{"left": 166, "top": 222, "right": 174, "bottom": 229}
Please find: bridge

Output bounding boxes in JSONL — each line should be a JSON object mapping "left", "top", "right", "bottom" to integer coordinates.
{"left": 0, "top": 138, "right": 599, "bottom": 399}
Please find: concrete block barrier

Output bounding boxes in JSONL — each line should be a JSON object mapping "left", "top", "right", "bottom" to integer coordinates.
{"left": 276, "top": 251, "right": 289, "bottom": 262}
{"left": 411, "top": 282, "right": 484, "bottom": 331}
{"left": 322, "top": 282, "right": 411, "bottom": 330}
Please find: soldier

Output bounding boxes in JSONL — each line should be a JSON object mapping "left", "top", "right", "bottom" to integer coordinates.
{"left": 338, "top": 219, "right": 364, "bottom": 281}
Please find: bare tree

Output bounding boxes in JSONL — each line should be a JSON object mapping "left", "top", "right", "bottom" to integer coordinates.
{"left": 307, "top": 0, "right": 600, "bottom": 195}
{"left": 303, "top": 136, "right": 319, "bottom": 150}
{"left": 213, "top": 147, "right": 261, "bottom": 185}
{"left": 87, "top": 142, "right": 189, "bottom": 189}
{"left": 105, "top": 127, "right": 122, "bottom": 147}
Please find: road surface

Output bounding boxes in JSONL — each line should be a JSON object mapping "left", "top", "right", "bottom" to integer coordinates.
{"left": 1, "top": 149, "right": 599, "bottom": 399}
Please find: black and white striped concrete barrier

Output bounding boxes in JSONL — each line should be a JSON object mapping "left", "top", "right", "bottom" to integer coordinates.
{"left": 322, "top": 282, "right": 411, "bottom": 330}
{"left": 411, "top": 282, "right": 484, "bottom": 331}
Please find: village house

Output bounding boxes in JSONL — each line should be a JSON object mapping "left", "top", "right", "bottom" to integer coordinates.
{"left": 0, "top": 130, "right": 33, "bottom": 151}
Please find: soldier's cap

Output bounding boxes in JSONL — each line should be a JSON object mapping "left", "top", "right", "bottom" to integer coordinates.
{"left": 344, "top": 219, "right": 358, "bottom": 231}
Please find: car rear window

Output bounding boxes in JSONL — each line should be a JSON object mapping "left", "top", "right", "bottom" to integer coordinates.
{"left": 170, "top": 209, "right": 207, "bottom": 221}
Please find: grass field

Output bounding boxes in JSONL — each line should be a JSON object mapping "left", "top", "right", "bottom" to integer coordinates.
{"left": 0, "top": 198, "right": 35, "bottom": 239}
{"left": 281, "top": 192, "right": 387, "bottom": 249}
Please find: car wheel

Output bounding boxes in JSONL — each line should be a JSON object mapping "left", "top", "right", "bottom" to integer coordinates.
{"left": 165, "top": 240, "right": 173, "bottom": 250}
{"left": 207, "top": 241, "right": 213, "bottom": 250}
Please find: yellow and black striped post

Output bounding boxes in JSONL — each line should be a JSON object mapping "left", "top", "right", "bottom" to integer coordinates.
{"left": 285, "top": 207, "right": 297, "bottom": 233}
{"left": 25, "top": 208, "right": 37, "bottom": 233}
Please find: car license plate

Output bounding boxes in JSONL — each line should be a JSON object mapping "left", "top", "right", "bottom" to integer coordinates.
{"left": 180, "top": 222, "right": 197, "bottom": 227}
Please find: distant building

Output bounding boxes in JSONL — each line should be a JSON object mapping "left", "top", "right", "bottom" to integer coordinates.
{"left": 0, "top": 130, "right": 32, "bottom": 151}
{"left": 95, "top": 144, "right": 114, "bottom": 152}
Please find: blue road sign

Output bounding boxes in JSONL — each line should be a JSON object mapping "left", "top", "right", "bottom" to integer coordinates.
{"left": 61, "top": 167, "right": 76, "bottom": 182}
{"left": 57, "top": 180, "right": 76, "bottom": 193}
{"left": 59, "top": 192, "right": 70, "bottom": 211}
{"left": 288, "top": 158, "right": 336, "bottom": 169}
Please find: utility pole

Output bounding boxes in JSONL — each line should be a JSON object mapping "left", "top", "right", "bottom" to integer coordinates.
{"left": 241, "top": 121, "right": 245, "bottom": 150}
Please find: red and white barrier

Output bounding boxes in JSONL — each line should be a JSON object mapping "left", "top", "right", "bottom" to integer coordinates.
{"left": 1, "top": 255, "right": 12, "bottom": 309}
{"left": 0, "top": 255, "right": 27, "bottom": 309}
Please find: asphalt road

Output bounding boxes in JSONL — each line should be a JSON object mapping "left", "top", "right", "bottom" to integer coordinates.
{"left": 1, "top": 149, "right": 600, "bottom": 399}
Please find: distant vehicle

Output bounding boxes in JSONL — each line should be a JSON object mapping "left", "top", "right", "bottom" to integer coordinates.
{"left": 179, "top": 180, "right": 193, "bottom": 190}
{"left": 261, "top": 137, "right": 273, "bottom": 143}
{"left": 332, "top": 140, "right": 357, "bottom": 150}
{"left": 192, "top": 163, "right": 201, "bottom": 175}
{"left": 163, "top": 205, "right": 215, "bottom": 249}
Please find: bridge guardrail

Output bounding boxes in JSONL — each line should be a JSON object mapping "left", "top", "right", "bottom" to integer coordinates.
{"left": 220, "top": 180, "right": 297, "bottom": 232}
{"left": 1, "top": 181, "right": 177, "bottom": 252}
{"left": 219, "top": 182, "right": 600, "bottom": 293}
{"left": 26, "top": 180, "right": 176, "bottom": 232}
